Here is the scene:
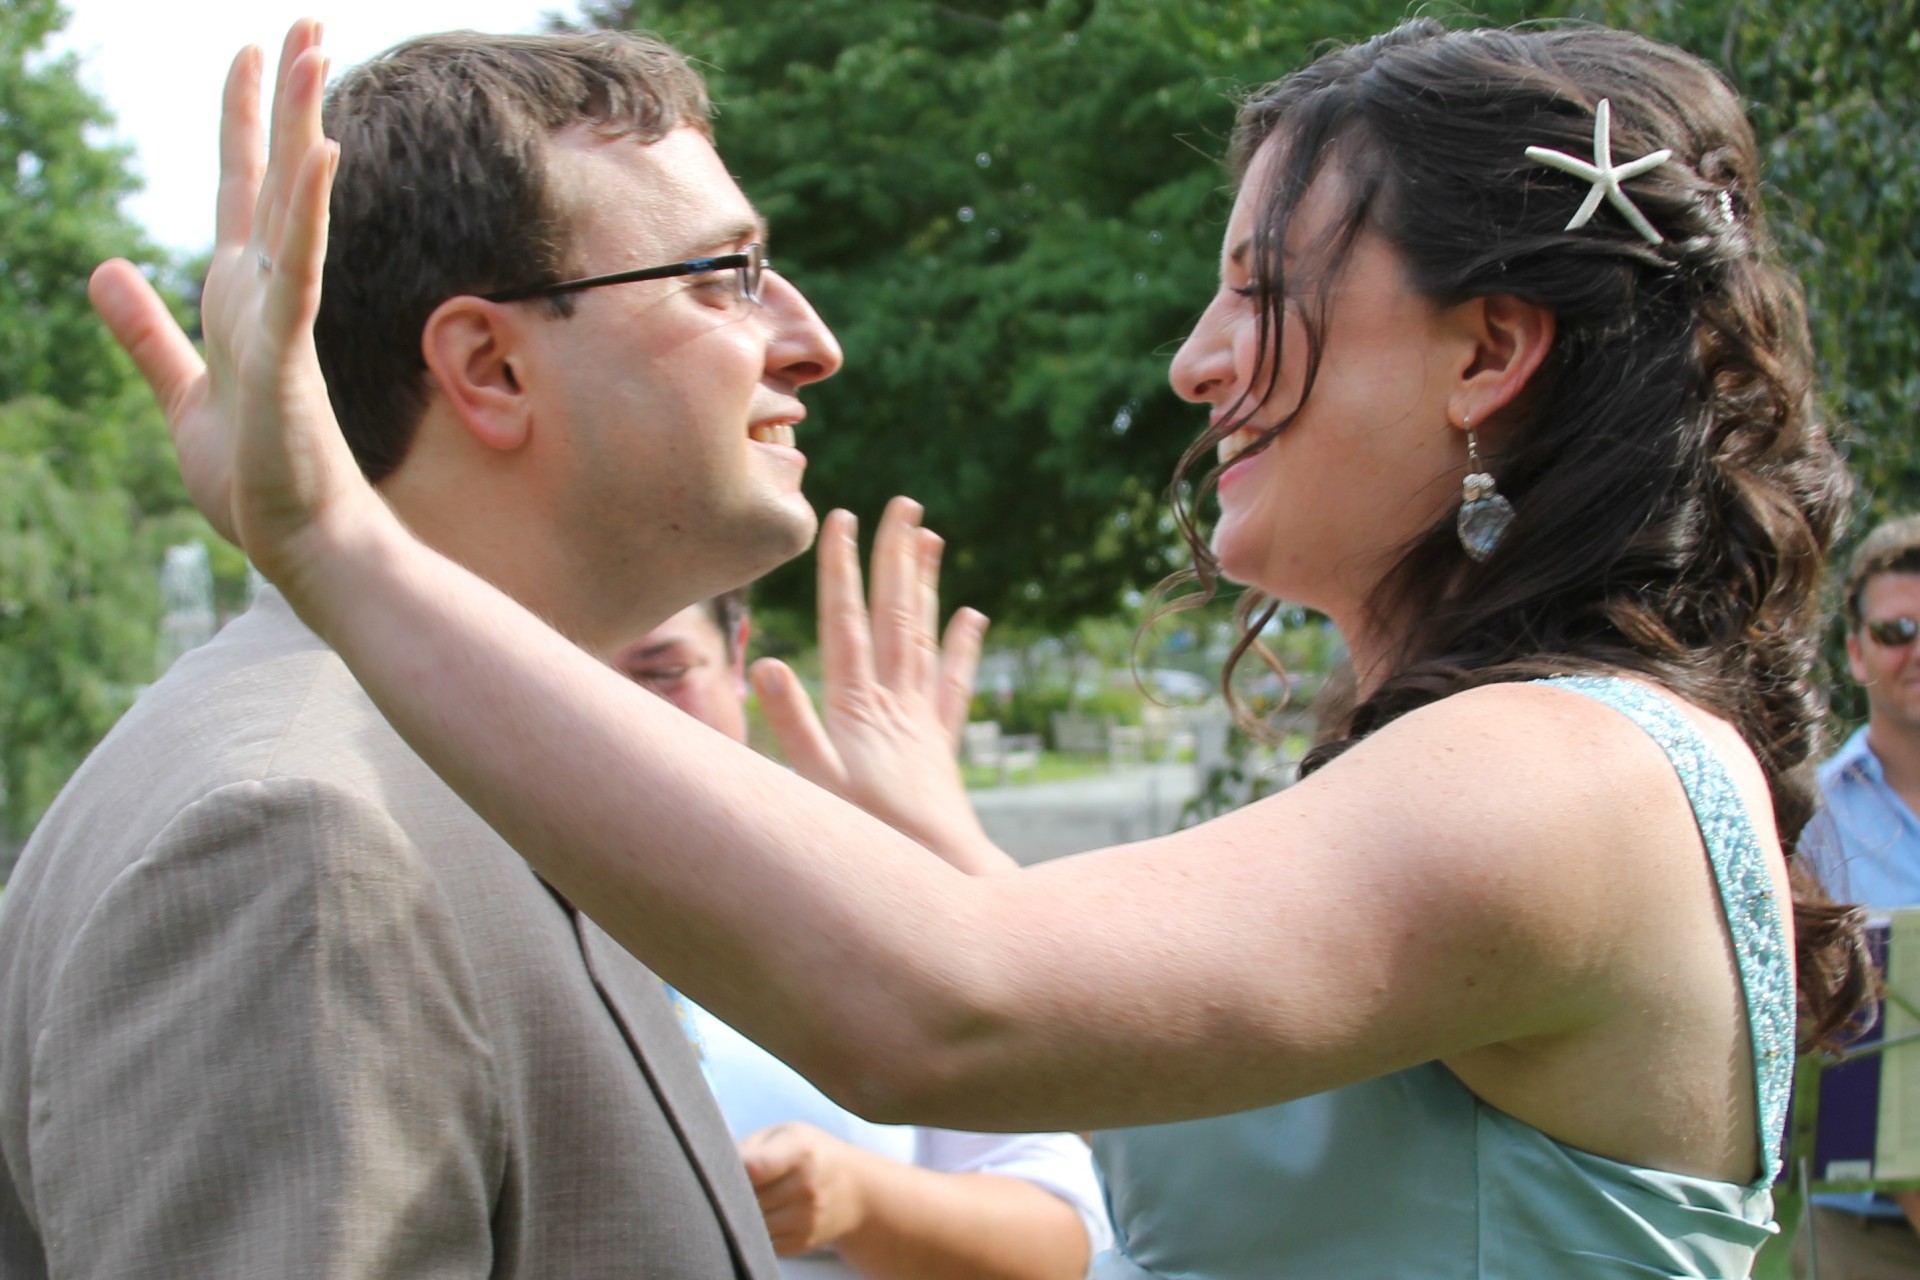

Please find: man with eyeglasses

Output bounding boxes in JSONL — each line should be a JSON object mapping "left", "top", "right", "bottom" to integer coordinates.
{"left": 0, "top": 25, "right": 837, "bottom": 1279}
{"left": 1797, "top": 514, "right": 1920, "bottom": 1276}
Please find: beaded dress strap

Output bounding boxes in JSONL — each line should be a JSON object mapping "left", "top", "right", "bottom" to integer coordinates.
{"left": 1537, "top": 675, "right": 1792, "bottom": 1184}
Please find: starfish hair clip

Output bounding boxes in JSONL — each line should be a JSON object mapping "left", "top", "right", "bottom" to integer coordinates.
{"left": 1525, "top": 98, "right": 1674, "bottom": 245}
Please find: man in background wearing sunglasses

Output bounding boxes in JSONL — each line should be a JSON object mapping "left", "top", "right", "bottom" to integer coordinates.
{"left": 1822, "top": 515, "right": 1920, "bottom": 907}
{"left": 0, "top": 25, "right": 838, "bottom": 1279}
{"left": 1798, "top": 514, "right": 1920, "bottom": 1275}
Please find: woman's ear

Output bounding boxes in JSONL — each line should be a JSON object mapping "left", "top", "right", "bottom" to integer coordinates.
{"left": 420, "top": 297, "right": 534, "bottom": 453}
{"left": 1447, "top": 293, "right": 1555, "bottom": 432}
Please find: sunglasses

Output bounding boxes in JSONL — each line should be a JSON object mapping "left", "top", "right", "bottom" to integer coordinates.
{"left": 1865, "top": 616, "right": 1920, "bottom": 647}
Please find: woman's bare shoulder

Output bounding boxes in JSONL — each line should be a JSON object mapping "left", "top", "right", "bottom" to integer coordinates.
{"left": 1308, "top": 676, "right": 1709, "bottom": 798}
{"left": 1271, "top": 676, "right": 1763, "bottom": 939}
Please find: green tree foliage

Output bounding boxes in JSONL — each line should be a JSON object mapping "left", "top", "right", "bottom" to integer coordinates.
{"left": 0, "top": 400, "right": 157, "bottom": 835}
{"left": 0, "top": 0, "right": 146, "bottom": 406}
{"left": 1745, "top": 0, "right": 1920, "bottom": 529}
{"left": 0, "top": 0, "right": 207, "bottom": 847}
{"left": 1732, "top": 0, "right": 1920, "bottom": 730}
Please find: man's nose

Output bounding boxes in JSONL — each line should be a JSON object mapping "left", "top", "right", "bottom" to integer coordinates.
{"left": 764, "top": 272, "right": 842, "bottom": 387}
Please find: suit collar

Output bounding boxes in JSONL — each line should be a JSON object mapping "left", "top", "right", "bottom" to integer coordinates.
{"left": 547, "top": 885, "right": 778, "bottom": 1279}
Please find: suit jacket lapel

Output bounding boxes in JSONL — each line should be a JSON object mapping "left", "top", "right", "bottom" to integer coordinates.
{"left": 567, "top": 908, "right": 776, "bottom": 1279}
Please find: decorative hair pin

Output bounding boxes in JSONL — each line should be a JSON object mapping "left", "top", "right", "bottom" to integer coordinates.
{"left": 1526, "top": 98, "right": 1673, "bottom": 245}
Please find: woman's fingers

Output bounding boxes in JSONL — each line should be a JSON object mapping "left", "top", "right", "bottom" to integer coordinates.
{"left": 822, "top": 499, "right": 973, "bottom": 733}
{"left": 937, "top": 607, "right": 989, "bottom": 745}
{"left": 869, "top": 495, "right": 935, "bottom": 691}
{"left": 215, "top": 45, "right": 265, "bottom": 250}
{"left": 816, "top": 509, "right": 877, "bottom": 696}
{"left": 88, "top": 261, "right": 206, "bottom": 425}
{"left": 245, "top": 137, "right": 344, "bottom": 561}
{"left": 915, "top": 527, "right": 944, "bottom": 652}
{"left": 261, "top": 138, "right": 337, "bottom": 346}
{"left": 260, "top": 27, "right": 326, "bottom": 253}
{"left": 90, "top": 260, "right": 236, "bottom": 543}
{"left": 750, "top": 659, "right": 845, "bottom": 792}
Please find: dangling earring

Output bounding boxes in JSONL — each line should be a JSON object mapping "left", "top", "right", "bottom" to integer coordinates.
{"left": 1456, "top": 423, "right": 1513, "bottom": 562}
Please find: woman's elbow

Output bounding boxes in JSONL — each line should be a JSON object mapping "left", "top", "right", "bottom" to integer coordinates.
{"left": 800, "top": 988, "right": 1008, "bottom": 1126}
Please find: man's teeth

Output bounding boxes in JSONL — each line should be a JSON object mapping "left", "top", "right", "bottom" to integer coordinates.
{"left": 749, "top": 422, "right": 797, "bottom": 447}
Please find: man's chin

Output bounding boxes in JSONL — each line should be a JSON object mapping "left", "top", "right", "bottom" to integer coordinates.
{"left": 733, "top": 494, "right": 819, "bottom": 579}
{"left": 648, "top": 494, "right": 817, "bottom": 609}
{"left": 772, "top": 493, "right": 821, "bottom": 557}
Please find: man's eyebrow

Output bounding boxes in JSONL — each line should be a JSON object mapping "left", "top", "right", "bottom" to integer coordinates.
{"left": 628, "top": 639, "right": 690, "bottom": 662}
{"left": 690, "top": 215, "right": 769, "bottom": 258}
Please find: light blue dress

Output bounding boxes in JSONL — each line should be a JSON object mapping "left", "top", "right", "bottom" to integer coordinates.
{"left": 1090, "top": 677, "right": 1793, "bottom": 1278}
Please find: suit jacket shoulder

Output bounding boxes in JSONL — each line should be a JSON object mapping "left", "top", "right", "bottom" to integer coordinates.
{"left": 0, "top": 590, "right": 774, "bottom": 1279}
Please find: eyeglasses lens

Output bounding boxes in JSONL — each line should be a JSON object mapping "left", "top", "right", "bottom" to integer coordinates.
{"left": 739, "top": 247, "right": 764, "bottom": 305}
{"left": 1868, "top": 616, "right": 1920, "bottom": 646}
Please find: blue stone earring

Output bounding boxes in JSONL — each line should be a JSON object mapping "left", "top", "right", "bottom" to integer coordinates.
{"left": 1456, "top": 424, "right": 1513, "bottom": 562}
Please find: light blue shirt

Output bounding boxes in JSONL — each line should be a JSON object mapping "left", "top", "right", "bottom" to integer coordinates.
{"left": 1807, "top": 726, "right": 1920, "bottom": 909}
{"left": 1807, "top": 726, "right": 1920, "bottom": 1218}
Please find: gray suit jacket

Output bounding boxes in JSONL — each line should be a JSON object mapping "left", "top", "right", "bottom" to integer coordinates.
{"left": 0, "top": 590, "right": 778, "bottom": 1278}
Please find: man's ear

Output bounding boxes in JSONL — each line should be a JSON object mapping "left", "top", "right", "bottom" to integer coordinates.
{"left": 1446, "top": 294, "right": 1556, "bottom": 432}
{"left": 420, "top": 297, "right": 534, "bottom": 453}
{"left": 1847, "top": 629, "right": 1871, "bottom": 686}
{"left": 730, "top": 615, "right": 753, "bottom": 688}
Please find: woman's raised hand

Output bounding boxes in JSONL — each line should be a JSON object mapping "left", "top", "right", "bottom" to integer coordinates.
{"left": 752, "top": 497, "right": 1015, "bottom": 873}
{"left": 89, "top": 21, "right": 383, "bottom": 596}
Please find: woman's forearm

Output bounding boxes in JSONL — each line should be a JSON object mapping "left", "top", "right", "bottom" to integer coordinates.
{"left": 298, "top": 516, "right": 1000, "bottom": 1103}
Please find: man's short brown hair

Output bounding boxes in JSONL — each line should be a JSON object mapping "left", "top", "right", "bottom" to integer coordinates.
{"left": 701, "top": 589, "right": 750, "bottom": 660}
{"left": 316, "top": 30, "right": 711, "bottom": 482}
{"left": 1843, "top": 514, "right": 1920, "bottom": 627}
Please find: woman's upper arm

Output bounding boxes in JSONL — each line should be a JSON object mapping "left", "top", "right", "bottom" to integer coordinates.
{"left": 915, "top": 683, "right": 1682, "bottom": 1130}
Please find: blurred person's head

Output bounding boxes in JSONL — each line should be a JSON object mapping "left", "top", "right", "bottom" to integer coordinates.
{"left": 1842, "top": 516, "right": 1920, "bottom": 738}
{"left": 316, "top": 31, "right": 841, "bottom": 654}
{"left": 614, "top": 591, "right": 752, "bottom": 743}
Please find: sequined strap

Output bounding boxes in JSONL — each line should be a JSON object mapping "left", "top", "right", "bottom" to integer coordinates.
{"left": 1537, "top": 676, "right": 1793, "bottom": 1185}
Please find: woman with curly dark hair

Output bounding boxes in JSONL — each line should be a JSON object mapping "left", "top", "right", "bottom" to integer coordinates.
{"left": 104, "top": 17, "right": 1870, "bottom": 1277}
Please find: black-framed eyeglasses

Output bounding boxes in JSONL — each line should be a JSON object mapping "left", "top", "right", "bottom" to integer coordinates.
{"left": 482, "top": 243, "right": 766, "bottom": 306}
{"left": 1866, "top": 615, "right": 1920, "bottom": 647}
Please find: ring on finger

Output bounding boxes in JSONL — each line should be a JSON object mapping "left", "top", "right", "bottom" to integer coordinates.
{"left": 256, "top": 250, "right": 274, "bottom": 274}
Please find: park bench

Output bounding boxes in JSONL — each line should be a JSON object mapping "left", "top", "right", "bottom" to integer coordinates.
{"left": 962, "top": 721, "right": 1041, "bottom": 785}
